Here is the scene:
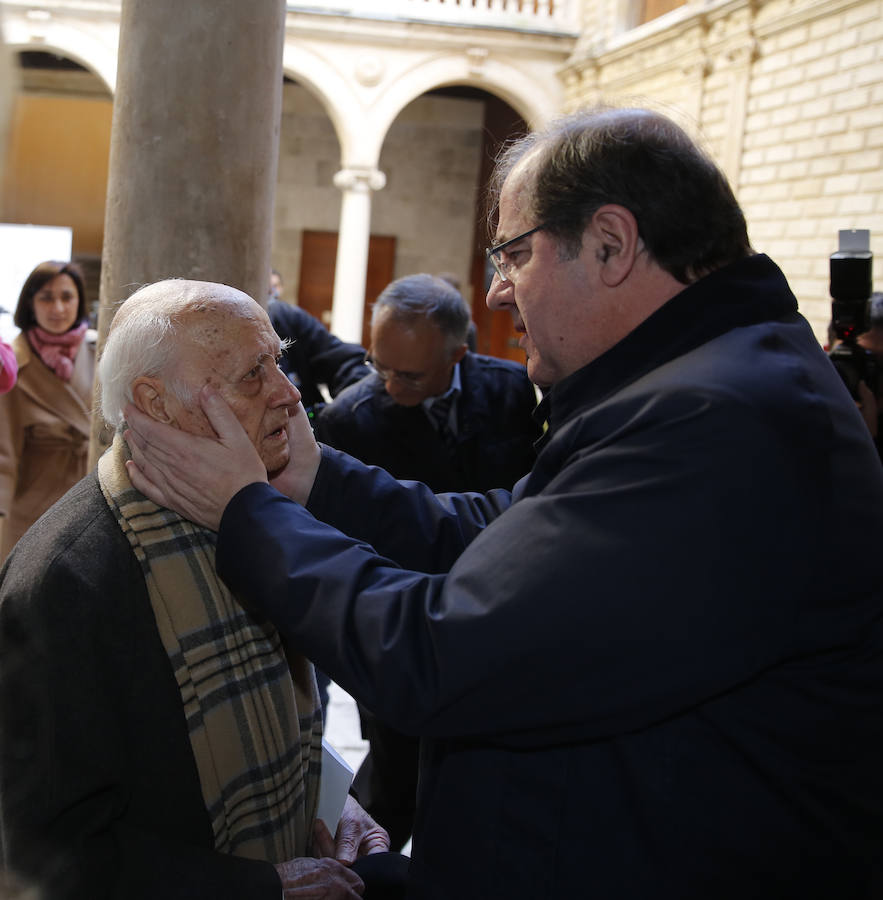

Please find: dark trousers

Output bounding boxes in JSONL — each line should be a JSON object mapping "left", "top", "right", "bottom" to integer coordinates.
{"left": 351, "top": 851, "right": 410, "bottom": 900}
{"left": 353, "top": 706, "right": 420, "bottom": 852}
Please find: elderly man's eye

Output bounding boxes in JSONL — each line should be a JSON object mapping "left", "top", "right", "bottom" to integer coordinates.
{"left": 243, "top": 363, "right": 264, "bottom": 381}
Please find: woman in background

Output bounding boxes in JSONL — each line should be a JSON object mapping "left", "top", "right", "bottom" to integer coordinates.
{"left": 0, "top": 261, "right": 95, "bottom": 561}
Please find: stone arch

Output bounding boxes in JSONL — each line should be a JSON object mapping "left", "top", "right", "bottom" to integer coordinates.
{"left": 2, "top": 33, "right": 115, "bottom": 265}
{"left": 281, "top": 43, "right": 373, "bottom": 173}
{"left": 364, "top": 52, "right": 558, "bottom": 170}
{"left": 1, "top": 22, "right": 116, "bottom": 93}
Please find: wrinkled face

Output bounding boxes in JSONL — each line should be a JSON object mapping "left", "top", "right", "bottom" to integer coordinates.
{"left": 164, "top": 300, "right": 301, "bottom": 475}
{"left": 369, "top": 308, "right": 461, "bottom": 406}
{"left": 33, "top": 274, "right": 80, "bottom": 335}
{"left": 485, "top": 163, "right": 615, "bottom": 388}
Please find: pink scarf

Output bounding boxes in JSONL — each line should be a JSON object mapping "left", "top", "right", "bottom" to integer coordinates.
{"left": 26, "top": 320, "right": 89, "bottom": 381}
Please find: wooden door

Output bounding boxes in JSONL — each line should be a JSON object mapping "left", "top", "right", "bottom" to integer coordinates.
{"left": 298, "top": 230, "right": 396, "bottom": 347}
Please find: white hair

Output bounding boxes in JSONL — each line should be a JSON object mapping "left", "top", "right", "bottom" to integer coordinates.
{"left": 98, "top": 279, "right": 248, "bottom": 427}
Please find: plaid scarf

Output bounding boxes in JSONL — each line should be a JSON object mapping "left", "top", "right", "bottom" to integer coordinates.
{"left": 97, "top": 433, "right": 322, "bottom": 861}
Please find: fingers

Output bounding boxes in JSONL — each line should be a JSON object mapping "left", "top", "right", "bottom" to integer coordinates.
{"left": 333, "top": 824, "right": 360, "bottom": 865}
{"left": 124, "top": 459, "right": 170, "bottom": 509}
{"left": 125, "top": 403, "right": 192, "bottom": 459}
{"left": 199, "top": 384, "right": 251, "bottom": 448}
{"left": 358, "top": 827, "right": 391, "bottom": 855}
{"left": 275, "top": 856, "right": 364, "bottom": 898}
{"left": 332, "top": 797, "right": 391, "bottom": 863}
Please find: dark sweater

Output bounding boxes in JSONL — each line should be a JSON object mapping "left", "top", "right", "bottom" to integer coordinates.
{"left": 0, "top": 475, "right": 283, "bottom": 900}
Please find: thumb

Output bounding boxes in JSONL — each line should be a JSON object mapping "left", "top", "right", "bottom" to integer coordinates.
{"left": 334, "top": 821, "right": 360, "bottom": 865}
{"left": 199, "top": 384, "right": 248, "bottom": 445}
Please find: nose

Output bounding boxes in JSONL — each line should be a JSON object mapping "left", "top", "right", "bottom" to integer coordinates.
{"left": 486, "top": 271, "right": 513, "bottom": 311}
{"left": 382, "top": 376, "right": 408, "bottom": 403}
{"left": 269, "top": 364, "right": 301, "bottom": 407}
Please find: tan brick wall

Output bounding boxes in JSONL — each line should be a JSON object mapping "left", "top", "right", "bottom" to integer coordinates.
{"left": 563, "top": 0, "right": 883, "bottom": 343}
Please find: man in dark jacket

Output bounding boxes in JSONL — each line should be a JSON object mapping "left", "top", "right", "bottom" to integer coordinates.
{"left": 126, "top": 107, "right": 883, "bottom": 899}
{"left": 315, "top": 273, "right": 541, "bottom": 847}
{"left": 316, "top": 273, "right": 539, "bottom": 496}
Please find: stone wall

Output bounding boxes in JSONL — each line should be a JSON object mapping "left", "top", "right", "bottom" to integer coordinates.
{"left": 271, "top": 82, "right": 485, "bottom": 308}
{"left": 563, "top": 0, "right": 882, "bottom": 342}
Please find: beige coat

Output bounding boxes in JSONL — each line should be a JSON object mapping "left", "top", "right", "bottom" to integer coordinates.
{"left": 0, "top": 330, "right": 95, "bottom": 560}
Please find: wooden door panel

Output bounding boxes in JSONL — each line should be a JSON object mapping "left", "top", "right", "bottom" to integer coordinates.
{"left": 299, "top": 230, "right": 396, "bottom": 347}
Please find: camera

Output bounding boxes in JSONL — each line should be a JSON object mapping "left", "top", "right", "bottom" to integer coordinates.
{"left": 828, "top": 229, "right": 876, "bottom": 398}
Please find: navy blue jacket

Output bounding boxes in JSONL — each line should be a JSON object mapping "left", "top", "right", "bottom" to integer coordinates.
{"left": 315, "top": 351, "right": 541, "bottom": 492}
{"left": 219, "top": 255, "right": 883, "bottom": 899}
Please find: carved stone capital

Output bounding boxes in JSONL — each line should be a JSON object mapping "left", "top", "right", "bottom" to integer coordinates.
{"left": 681, "top": 54, "right": 712, "bottom": 79}
{"left": 726, "top": 38, "right": 761, "bottom": 67}
{"left": 333, "top": 167, "right": 387, "bottom": 192}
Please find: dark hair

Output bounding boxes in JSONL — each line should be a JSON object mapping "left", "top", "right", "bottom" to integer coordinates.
{"left": 14, "top": 260, "right": 88, "bottom": 331}
{"left": 489, "top": 107, "right": 752, "bottom": 284}
{"left": 372, "top": 274, "right": 471, "bottom": 348}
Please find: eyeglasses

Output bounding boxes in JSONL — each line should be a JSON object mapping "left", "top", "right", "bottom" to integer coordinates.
{"left": 364, "top": 355, "right": 427, "bottom": 389}
{"left": 486, "top": 224, "right": 546, "bottom": 283}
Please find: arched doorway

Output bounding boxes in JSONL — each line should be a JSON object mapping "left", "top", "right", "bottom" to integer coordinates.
{"left": 2, "top": 50, "right": 112, "bottom": 314}
{"left": 373, "top": 86, "right": 527, "bottom": 363}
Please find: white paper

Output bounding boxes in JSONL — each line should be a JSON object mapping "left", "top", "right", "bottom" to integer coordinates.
{"left": 316, "top": 738, "right": 355, "bottom": 834}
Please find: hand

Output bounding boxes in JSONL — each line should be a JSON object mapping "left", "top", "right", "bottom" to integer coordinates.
{"left": 124, "top": 384, "right": 267, "bottom": 530}
{"left": 313, "top": 795, "right": 390, "bottom": 864}
{"left": 274, "top": 856, "right": 364, "bottom": 898}
{"left": 268, "top": 402, "right": 322, "bottom": 505}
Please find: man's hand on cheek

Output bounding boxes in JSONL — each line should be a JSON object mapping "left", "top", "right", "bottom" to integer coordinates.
{"left": 268, "top": 402, "right": 322, "bottom": 505}
{"left": 124, "top": 384, "right": 268, "bottom": 531}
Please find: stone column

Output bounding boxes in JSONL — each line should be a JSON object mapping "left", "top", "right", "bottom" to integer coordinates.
{"left": 89, "top": 0, "right": 286, "bottom": 464}
{"left": 330, "top": 166, "right": 386, "bottom": 343}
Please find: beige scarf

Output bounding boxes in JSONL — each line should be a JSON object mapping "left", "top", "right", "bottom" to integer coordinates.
{"left": 98, "top": 433, "right": 322, "bottom": 862}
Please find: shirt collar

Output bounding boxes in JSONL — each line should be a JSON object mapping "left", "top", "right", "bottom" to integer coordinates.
{"left": 423, "top": 361, "right": 461, "bottom": 412}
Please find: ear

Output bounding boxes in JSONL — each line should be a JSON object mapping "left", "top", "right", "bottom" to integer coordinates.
{"left": 589, "top": 204, "right": 642, "bottom": 288}
{"left": 450, "top": 343, "right": 468, "bottom": 365}
{"left": 131, "top": 376, "right": 176, "bottom": 424}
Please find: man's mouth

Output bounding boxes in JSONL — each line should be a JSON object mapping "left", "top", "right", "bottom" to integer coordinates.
{"left": 265, "top": 424, "right": 288, "bottom": 441}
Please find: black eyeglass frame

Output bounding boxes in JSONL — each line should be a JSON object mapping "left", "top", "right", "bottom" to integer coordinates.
{"left": 363, "top": 354, "right": 428, "bottom": 389}
{"left": 486, "top": 224, "right": 546, "bottom": 282}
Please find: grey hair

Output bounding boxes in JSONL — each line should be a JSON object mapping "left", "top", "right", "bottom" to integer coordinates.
{"left": 98, "top": 280, "right": 219, "bottom": 427}
{"left": 371, "top": 274, "right": 470, "bottom": 352}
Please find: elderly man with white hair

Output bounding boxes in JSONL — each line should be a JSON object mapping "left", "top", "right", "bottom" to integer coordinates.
{"left": 0, "top": 280, "right": 397, "bottom": 900}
